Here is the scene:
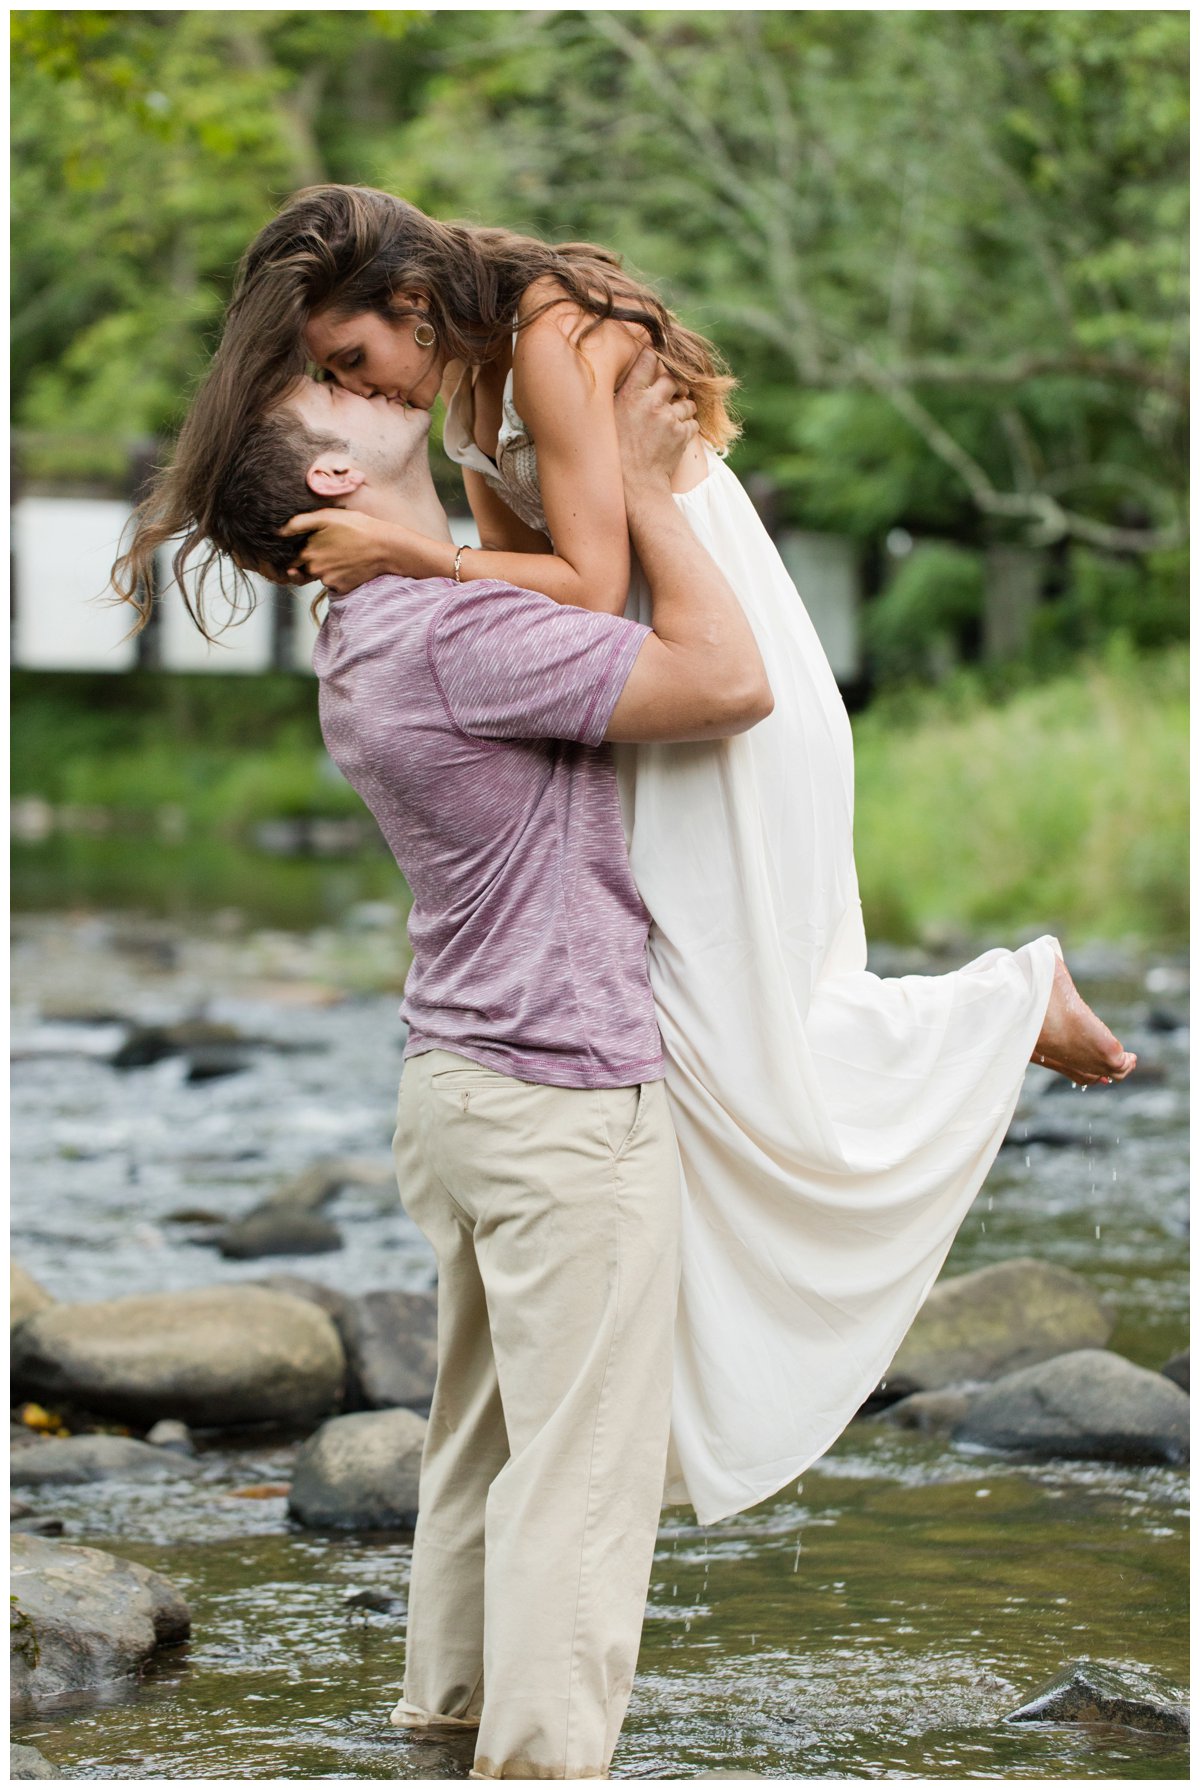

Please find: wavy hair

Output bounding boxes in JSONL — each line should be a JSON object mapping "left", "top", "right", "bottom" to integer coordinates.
{"left": 112, "top": 184, "right": 738, "bottom": 637}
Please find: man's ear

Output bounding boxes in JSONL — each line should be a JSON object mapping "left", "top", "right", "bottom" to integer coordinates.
{"left": 306, "top": 452, "right": 367, "bottom": 500}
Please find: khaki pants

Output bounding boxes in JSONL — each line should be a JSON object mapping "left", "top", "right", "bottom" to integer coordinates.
{"left": 389, "top": 1049, "right": 682, "bottom": 1779}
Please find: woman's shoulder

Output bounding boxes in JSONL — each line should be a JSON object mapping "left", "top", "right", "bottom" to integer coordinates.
{"left": 515, "top": 276, "right": 644, "bottom": 386}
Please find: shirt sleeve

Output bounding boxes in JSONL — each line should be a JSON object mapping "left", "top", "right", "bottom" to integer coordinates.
{"left": 427, "top": 580, "right": 651, "bottom": 747}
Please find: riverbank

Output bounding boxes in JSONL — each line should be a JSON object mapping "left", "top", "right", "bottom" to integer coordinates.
{"left": 11, "top": 646, "right": 1189, "bottom": 946}
{"left": 8, "top": 911, "right": 1189, "bottom": 1779}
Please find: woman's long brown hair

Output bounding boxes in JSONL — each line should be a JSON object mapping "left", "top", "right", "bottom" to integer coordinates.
{"left": 112, "top": 184, "right": 738, "bottom": 637}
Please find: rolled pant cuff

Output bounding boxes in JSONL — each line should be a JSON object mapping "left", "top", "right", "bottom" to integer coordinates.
{"left": 389, "top": 1696, "right": 481, "bottom": 1730}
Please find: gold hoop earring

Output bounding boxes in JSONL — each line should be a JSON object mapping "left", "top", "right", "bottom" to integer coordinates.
{"left": 413, "top": 321, "right": 436, "bottom": 349}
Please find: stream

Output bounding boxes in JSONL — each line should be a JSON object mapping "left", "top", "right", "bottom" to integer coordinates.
{"left": 9, "top": 899, "right": 1190, "bottom": 1780}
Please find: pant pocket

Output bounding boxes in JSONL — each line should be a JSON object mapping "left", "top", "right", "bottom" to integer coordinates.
{"left": 597, "top": 1082, "right": 648, "bottom": 1162}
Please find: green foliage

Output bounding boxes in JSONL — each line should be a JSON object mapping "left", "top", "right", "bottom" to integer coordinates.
{"left": 1035, "top": 546, "right": 1191, "bottom": 658}
{"left": 853, "top": 645, "right": 1188, "bottom": 945}
{"left": 10, "top": 672, "right": 363, "bottom": 833}
{"left": 11, "top": 8, "right": 1188, "bottom": 587}
{"left": 866, "top": 544, "right": 986, "bottom": 684}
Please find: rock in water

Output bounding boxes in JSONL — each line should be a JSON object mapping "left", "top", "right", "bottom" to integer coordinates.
{"left": 110, "top": 1019, "right": 244, "bottom": 1070}
{"left": 145, "top": 1418, "right": 195, "bottom": 1454}
{"left": 880, "top": 1257, "right": 1114, "bottom": 1397}
{"left": 11, "top": 1264, "right": 55, "bottom": 1331}
{"left": 288, "top": 1408, "right": 426, "bottom": 1531}
{"left": 339, "top": 1291, "right": 438, "bottom": 1411}
{"left": 1006, "top": 1659, "right": 1188, "bottom": 1736}
{"left": 11, "top": 1435, "right": 202, "bottom": 1487}
{"left": 957, "top": 1349, "right": 1190, "bottom": 1466}
{"left": 11, "top": 1286, "right": 345, "bottom": 1428}
{"left": 879, "top": 1386, "right": 980, "bottom": 1437}
{"left": 1160, "top": 1348, "right": 1189, "bottom": 1394}
{"left": 10, "top": 1533, "right": 191, "bottom": 1716}
{"left": 11, "top": 1742, "right": 60, "bottom": 1779}
{"left": 215, "top": 1208, "right": 343, "bottom": 1259}
{"left": 249, "top": 1273, "right": 349, "bottom": 1325}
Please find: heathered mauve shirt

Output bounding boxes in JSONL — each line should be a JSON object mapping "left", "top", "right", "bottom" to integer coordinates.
{"left": 312, "top": 573, "right": 665, "bottom": 1089}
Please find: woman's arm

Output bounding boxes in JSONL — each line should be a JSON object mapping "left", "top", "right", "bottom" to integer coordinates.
{"left": 374, "top": 305, "right": 636, "bottom": 613}
{"left": 285, "top": 294, "right": 646, "bottom": 611}
{"left": 461, "top": 466, "right": 551, "bottom": 556}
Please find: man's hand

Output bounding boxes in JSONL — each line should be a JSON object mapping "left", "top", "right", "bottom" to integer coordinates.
{"left": 278, "top": 509, "right": 397, "bottom": 593}
{"left": 613, "top": 348, "right": 698, "bottom": 497}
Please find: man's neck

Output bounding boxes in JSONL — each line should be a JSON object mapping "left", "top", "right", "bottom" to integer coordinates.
{"left": 349, "top": 477, "right": 453, "bottom": 547}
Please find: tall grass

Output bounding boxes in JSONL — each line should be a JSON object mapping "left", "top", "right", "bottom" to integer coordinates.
{"left": 12, "top": 649, "right": 1189, "bottom": 945}
{"left": 852, "top": 643, "right": 1188, "bottom": 945}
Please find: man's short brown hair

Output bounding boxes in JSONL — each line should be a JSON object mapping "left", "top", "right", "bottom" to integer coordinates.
{"left": 208, "top": 410, "right": 347, "bottom": 582}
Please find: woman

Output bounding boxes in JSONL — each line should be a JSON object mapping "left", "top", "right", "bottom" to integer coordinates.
{"left": 117, "top": 185, "right": 1134, "bottom": 1525}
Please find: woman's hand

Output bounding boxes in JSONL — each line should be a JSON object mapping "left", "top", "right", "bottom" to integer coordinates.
{"left": 278, "top": 509, "right": 418, "bottom": 593}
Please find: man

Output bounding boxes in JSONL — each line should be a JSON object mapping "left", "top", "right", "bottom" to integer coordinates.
{"left": 208, "top": 352, "right": 772, "bottom": 1779}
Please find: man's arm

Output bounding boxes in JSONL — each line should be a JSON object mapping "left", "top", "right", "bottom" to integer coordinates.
{"left": 603, "top": 353, "right": 773, "bottom": 745}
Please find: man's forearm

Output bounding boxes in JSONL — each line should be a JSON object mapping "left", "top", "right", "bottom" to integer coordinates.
{"left": 625, "top": 483, "right": 765, "bottom": 679}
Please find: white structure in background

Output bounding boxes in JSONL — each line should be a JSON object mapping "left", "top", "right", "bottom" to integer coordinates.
{"left": 11, "top": 497, "right": 485, "bottom": 674}
{"left": 12, "top": 496, "right": 140, "bottom": 671}
{"left": 154, "top": 551, "right": 292, "bottom": 673}
{"left": 13, "top": 499, "right": 870, "bottom": 681}
{"left": 775, "top": 529, "right": 861, "bottom": 684}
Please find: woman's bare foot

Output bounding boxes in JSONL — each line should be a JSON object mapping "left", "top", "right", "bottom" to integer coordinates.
{"left": 1032, "top": 955, "right": 1137, "bottom": 1086}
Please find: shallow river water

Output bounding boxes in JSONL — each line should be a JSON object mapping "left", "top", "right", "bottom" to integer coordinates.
{"left": 9, "top": 907, "right": 1190, "bottom": 1781}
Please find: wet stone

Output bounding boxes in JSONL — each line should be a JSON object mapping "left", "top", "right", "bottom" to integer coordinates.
{"left": 184, "top": 1045, "right": 252, "bottom": 1083}
{"left": 11, "top": 1741, "right": 61, "bottom": 1779}
{"left": 11, "top": 1285, "right": 346, "bottom": 1429}
{"left": 878, "top": 1385, "right": 979, "bottom": 1437}
{"left": 250, "top": 1272, "right": 350, "bottom": 1325}
{"left": 878, "top": 1257, "right": 1114, "bottom": 1400}
{"left": 1006, "top": 1659, "right": 1189, "bottom": 1737}
{"left": 109, "top": 1019, "right": 245, "bottom": 1070}
{"left": 1160, "top": 1348, "right": 1189, "bottom": 1394}
{"left": 11, "top": 1263, "right": 56, "bottom": 1331}
{"left": 957, "top": 1349, "right": 1190, "bottom": 1467}
{"left": 338, "top": 1290, "right": 438, "bottom": 1412}
{"left": 287, "top": 1407, "right": 426, "bottom": 1531}
{"left": 10, "top": 1533, "right": 191, "bottom": 1717}
{"left": 215, "top": 1207, "right": 343, "bottom": 1260}
{"left": 145, "top": 1418, "right": 195, "bottom": 1453}
{"left": 11, "top": 1435, "right": 201, "bottom": 1487}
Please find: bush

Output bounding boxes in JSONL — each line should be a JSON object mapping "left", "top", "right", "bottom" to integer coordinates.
{"left": 864, "top": 542, "right": 985, "bottom": 684}
{"left": 853, "top": 643, "right": 1188, "bottom": 944}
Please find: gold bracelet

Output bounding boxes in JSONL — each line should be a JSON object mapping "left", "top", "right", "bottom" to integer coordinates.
{"left": 453, "top": 544, "right": 468, "bottom": 582}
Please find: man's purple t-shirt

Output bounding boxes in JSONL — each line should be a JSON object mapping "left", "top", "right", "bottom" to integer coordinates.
{"left": 312, "top": 574, "right": 665, "bottom": 1089}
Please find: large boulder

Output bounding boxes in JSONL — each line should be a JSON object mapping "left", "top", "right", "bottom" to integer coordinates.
{"left": 11, "top": 1435, "right": 202, "bottom": 1487}
{"left": 339, "top": 1291, "right": 438, "bottom": 1411}
{"left": 11, "top": 1286, "right": 345, "bottom": 1429}
{"left": 288, "top": 1408, "right": 426, "bottom": 1531}
{"left": 11, "top": 1742, "right": 60, "bottom": 1779}
{"left": 1161, "top": 1348, "right": 1189, "bottom": 1394}
{"left": 881, "top": 1257, "right": 1114, "bottom": 1397}
{"left": 10, "top": 1533, "right": 191, "bottom": 1716}
{"left": 1006, "top": 1660, "right": 1188, "bottom": 1737}
{"left": 956, "top": 1349, "right": 1190, "bottom": 1466}
{"left": 250, "top": 1273, "right": 349, "bottom": 1326}
{"left": 11, "top": 1264, "right": 55, "bottom": 1331}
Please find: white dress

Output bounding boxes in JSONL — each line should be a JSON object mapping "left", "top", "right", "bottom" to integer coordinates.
{"left": 443, "top": 368, "right": 1058, "bottom": 1526}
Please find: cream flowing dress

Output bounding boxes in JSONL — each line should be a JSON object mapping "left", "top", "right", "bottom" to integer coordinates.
{"left": 443, "top": 367, "right": 1058, "bottom": 1527}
